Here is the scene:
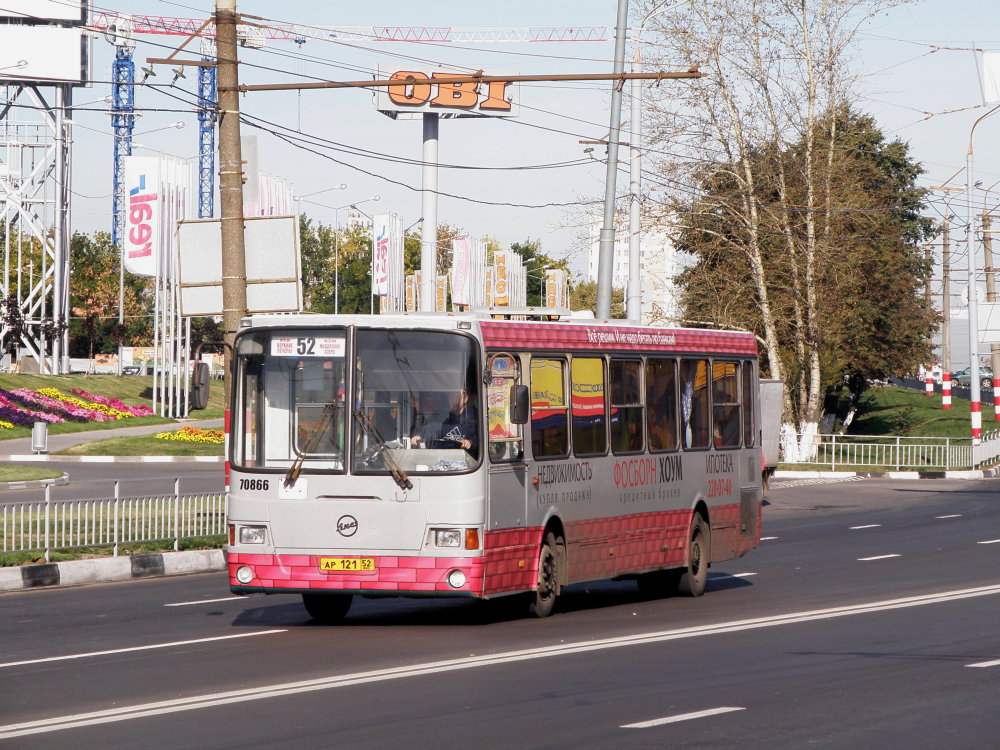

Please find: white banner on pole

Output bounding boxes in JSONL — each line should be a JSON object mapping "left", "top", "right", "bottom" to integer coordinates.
{"left": 451, "top": 236, "right": 471, "bottom": 306}
{"left": 372, "top": 213, "right": 403, "bottom": 309}
{"left": 983, "top": 52, "right": 1000, "bottom": 104}
{"left": 122, "top": 156, "right": 161, "bottom": 277}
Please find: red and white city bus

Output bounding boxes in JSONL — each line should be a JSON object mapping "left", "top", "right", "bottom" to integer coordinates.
{"left": 226, "top": 311, "right": 764, "bottom": 621}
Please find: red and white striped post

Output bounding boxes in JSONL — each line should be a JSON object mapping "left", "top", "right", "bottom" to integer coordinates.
{"left": 925, "top": 373, "right": 934, "bottom": 396}
{"left": 942, "top": 373, "right": 952, "bottom": 409}
{"left": 972, "top": 400, "right": 982, "bottom": 441}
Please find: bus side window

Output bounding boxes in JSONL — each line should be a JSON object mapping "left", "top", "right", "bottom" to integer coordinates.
{"left": 646, "top": 358, "right": 678, "bottom": 452}
{"left": 486, "top": 353, "right": 524, "bottom": 462}
{"left": 530, "top": 357, "right": 569, "bottom": 459}
{"left": 610, "top": 359, "right": 644, "bottom": 454}
{"left": 742, "top": 362, "right": 756, "bottom": 448}
{"left": 680, "top": 358, "right": 710, "bottom": 449}
{"left": 571, "top": 356, "right": 607, "bottom": 456}
{"left": 712, "top": 361, "right": 741, "bottom": 448}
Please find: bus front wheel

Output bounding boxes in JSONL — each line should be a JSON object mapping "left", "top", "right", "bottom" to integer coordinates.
{"left": 302, "top": 593, "right": 353, "bottom": 623}
{"left": 676, "top": 516, "right": 710, "bottom": 597}
{"left": 528, "top": 533, "right": 561, "bottom": 618}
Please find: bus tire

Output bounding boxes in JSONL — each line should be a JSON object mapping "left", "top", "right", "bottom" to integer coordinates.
{"left": 676, "top": 516, "right": 710, "bottom": 597}
{"left": 528, "top": 533, "right": 561, "bottom": 618}
{"left": 302, "top": 593, "right": 353, "bottom": 623}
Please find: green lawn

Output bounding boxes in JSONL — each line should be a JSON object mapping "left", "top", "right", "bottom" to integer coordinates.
{"left": 849, "top": 385, "right": 996, "bottom": 438}
{"left": 0, "top": 464, "right": 64, "bottom": 482}
{"left": 57, "top": 434, "right": 224, "bottom": 457}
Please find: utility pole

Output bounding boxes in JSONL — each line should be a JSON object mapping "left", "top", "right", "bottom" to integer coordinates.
{"left": 215, "top": 0, "right": 248, "bottom": 411}
{"left": 942, "top": 216, "right": 952, "bottom": 373}
{"left": 981, "top": 212, "right": 1000, "bottom": 420}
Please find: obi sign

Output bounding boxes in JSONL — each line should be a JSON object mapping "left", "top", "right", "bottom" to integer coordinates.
{"left": 375, "top": 65, "right": 519, "bottom": 118}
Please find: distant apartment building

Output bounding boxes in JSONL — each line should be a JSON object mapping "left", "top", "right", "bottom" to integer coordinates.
{"left": 586, "top": 219, "right": 682, "bottom": 324}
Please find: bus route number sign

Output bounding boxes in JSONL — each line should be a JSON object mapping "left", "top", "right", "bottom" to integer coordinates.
{"left": 271, "top": 336, "right": 345, "bottom": 358}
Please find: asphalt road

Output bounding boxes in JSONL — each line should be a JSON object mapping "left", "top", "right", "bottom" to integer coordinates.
{"left": 1, "top": 477, "right": 999, "bottom": 749}
{"left": 0, "top": 461, "right": 224, "bottom": 503}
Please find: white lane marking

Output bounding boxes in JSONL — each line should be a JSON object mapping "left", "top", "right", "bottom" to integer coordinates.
{"left": 165, "top": 597, "right": 247, "bottom": 607}
{"left": 858, "top": 554, "right": 901, "bottom": 561}
{"left": 977, "top": 539, "right": 1000, "bottom": 545}
{"left": 850, "top": 524, "right": 881, "bottom": 530}
{"left": 966, "top": 658, "right": 1000, "bottom": 668}
{"left": 4, "top": 584, "right": 1000, "bottom": 740}
{"left": 623, "top": 706, "right": 745, "bottom": 729}
{"left": 729, "top": 572, "right": 756, "bottom": 578}
{"left": 936, "top": 515, "right": 962, "bottom": 519}
{"left": 761, "top": 536, "right": 779, "bottom": 541}
{"left": 0, "top": 630, "right": 286, "bottom": 670}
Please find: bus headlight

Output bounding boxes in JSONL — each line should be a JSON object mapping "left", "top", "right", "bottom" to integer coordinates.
{"left": 446, "top": 569, "right": 467, "bottom": 588}
{"left": 434, "top": 529, "right": 462, "bottom": 548}
{"left": 239, "top": 525, "right": 267, "bottom": 544}
{"left": 236, "top": 566, "right": 254, "bottom": 584}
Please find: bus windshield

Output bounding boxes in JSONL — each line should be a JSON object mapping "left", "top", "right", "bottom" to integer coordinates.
{"left": 232, "top": 327, "right": 481, "bottom": 476}
{"left": 353, "top": 329, "right": 481, "bottom": 474}
{"left": 232, "top": 329, "right": 349, "bottom": 472}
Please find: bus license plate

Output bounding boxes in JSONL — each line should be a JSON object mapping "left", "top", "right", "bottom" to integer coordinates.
{"left": 319, "top": 557, "right": 375, "bottom": 572}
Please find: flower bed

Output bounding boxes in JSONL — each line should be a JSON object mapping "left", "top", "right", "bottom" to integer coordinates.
{"left": 0, "top": 391, "right": 64, "bottom": 426}
{"left": 71, "top": 388, "right": 154, "bottom": 417}
{"left": 7, "top": 388, "right": 105, "bottom": 422}
{"left": 154, "top": 426, "right": 224, "bottom": 444}
{"left": 36, "top": 388, "right": 133, "bottom": 420}
{"left": 0, "top": 387, "right": 154, "bottom": 428}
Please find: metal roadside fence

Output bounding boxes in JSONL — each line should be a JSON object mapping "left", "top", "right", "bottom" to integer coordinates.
{"left": 1, "top": 480, "right": 226, "bottom": 562}
{"left": 784, "top": 432, "right": 1000, "bottom": 471}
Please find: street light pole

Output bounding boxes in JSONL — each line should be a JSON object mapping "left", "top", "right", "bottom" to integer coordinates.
{"left": 965, "top": 104, "right": 1000, "bottom": 442}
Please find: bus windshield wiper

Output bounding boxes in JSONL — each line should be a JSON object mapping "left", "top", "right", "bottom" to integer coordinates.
{"left": 354, "top": 407, "right": 413, "bottom": 491}
{"left": 284, "top": 403, "right": 337, "bottom": 488}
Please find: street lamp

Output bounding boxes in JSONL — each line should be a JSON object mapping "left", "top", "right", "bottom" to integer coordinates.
{"left": 349, "top": 198, "right": 382, "bottom": 315}
{"left": 965, "top": 104, "right": 1000, "bottom": 442}
{"left": 627, "top": 0, "right": 692, "bottom": 323}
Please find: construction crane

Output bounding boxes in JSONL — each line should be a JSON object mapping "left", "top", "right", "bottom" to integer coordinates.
{"left": 89, "top": 14, "right": 612, "bottom": 237}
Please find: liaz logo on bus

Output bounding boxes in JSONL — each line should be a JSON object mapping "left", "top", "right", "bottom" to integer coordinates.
{"left": 336, "top": 515, "right": 359, "bottom": 537}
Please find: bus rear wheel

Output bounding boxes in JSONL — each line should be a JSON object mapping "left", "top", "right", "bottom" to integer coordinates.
{"left": 302, "top": 593, "right": 353, "bottom": 623}
{"left": 528, "top": 533, "right": 561, "bottom": 618}
{"left": 676, "top": 516, "right": 710, "bottom": 597}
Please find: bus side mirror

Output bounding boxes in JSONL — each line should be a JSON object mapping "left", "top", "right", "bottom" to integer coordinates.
{"left": 191, "top": 361, "right": 210, "bottom": 410}
{"left": 510, "top": 384, "right": 529, "bottom": 424}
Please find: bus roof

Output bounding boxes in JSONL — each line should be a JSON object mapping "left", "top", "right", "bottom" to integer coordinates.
{"left": 242, "top": 313, "right": 758, "bottom": 357}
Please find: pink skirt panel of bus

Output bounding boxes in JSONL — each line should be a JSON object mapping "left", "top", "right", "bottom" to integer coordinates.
{"left": 227, "top": 502, "right": 755, "bottom": 596}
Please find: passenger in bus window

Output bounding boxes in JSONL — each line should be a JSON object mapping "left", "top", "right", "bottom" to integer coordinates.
{"left": 410, "top": 392, "right": 450, "bottom": 447}
{"left": 441, "top": 387, "right": 479, "bottom": 453}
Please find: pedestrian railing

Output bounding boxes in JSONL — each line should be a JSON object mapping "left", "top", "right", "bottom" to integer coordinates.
{"left": 782, "top": 434, "right": 985, "bottom": 471}
{"left": 1, "top": 481, "right": 226, "bottom": 561}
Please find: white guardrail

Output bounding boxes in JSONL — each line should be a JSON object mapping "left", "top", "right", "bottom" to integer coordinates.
{"left": 1, "top": 482, "right": 226, "bottom": 561}
{"left": 784, "top": 431, "right": 1000, "bottom": 471}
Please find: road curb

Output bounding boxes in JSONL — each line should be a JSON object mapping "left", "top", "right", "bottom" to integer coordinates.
{"left": 0, "top": 473, "right": 70, "bottom": 490}
{"left": 775, "top": 468, "right": 1000, "bottom": 480}
{"left": 0, "top": 455, "right": 223, "bottom": 463}
{"left": 0, "top": 549, "right": 226, "bottom": 593}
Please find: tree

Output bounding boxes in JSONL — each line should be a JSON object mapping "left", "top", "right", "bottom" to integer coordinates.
{"left": 69, "top": 231, "right": 154, "bottom": 356}
{"left": 675, "top": 108, "right": 935, "bottom": 437}
{"left": 509, "top": 238, "right": 570, "bottom": 307}
{"left": 642, "top": 0, "right": 913, "bottom": 454}
{"left": 571, "top": 279, "right": 625, "bottom": 318}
